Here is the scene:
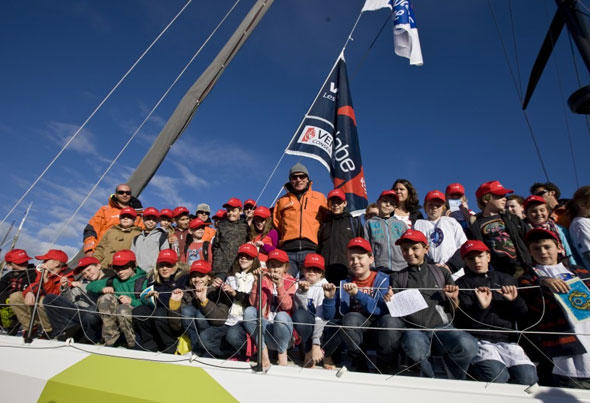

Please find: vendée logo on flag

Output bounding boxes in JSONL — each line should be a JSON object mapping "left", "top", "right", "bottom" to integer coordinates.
{"left": 362, "top": 0, "right": 423, "bottom": 66}
{"left": 286, "top": 55, "right": 368, "bottom": 214}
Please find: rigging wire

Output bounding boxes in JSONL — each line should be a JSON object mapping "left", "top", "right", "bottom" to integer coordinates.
{"left": 50, "top": 0, "right": 243, "bottom": 246}
{"left": 508, "top": 0, "right": 523, "bottom": 100}
{"left": 487, "top": 0, "right": 551, "bottom": 182}
{"left": 0, "top": 0, "right": 193, "bottom": 230}
{"left": 541, "top": 0, "right": 581, "bottom": 188}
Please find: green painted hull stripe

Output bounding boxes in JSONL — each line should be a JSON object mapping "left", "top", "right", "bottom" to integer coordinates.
{"left": 38, "top": 354, "right": 237, "bottom": 402}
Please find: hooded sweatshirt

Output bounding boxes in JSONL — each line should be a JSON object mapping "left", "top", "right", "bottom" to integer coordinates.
{"left": 364, "top": 215, "right": 407, "bottom": 272}
{"left": 131, "top": 227, "right": 170, "bottom": 275}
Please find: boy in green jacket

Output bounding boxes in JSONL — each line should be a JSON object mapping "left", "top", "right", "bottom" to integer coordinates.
{"left": 87, "top": 249, "right": 147, "bottom": 348}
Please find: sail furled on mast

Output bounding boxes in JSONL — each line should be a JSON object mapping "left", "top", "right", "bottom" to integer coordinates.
{"left": 127, "top": 0, "right": 275, "bottom": 197}
{"left": 285, "top": 54, "right": 369, "bottom": 215}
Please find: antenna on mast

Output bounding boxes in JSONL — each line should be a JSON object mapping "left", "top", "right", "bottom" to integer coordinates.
{"left": 523, "top": 0, "right": 590, "bottom": 113}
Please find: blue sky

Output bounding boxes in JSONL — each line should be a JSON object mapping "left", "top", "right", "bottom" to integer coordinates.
{"left": 1, "top": 0, "right": 589, "bottom": 259}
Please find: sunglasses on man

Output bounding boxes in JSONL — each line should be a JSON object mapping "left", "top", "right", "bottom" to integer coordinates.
{"left": 117, "top": 190, "right": 132, "bottom": 195}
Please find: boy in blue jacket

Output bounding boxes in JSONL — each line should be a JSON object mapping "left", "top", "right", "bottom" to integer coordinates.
{"left": 323, "top": 237, "right": 403, "bottom": 372}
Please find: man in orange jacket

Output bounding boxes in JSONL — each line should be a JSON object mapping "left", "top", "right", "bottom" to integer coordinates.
{"left": 83, "top": 184, "right": 143, "bottom": 255}
{"left": 273, "top": 163, "right": 327, "bottom": 277}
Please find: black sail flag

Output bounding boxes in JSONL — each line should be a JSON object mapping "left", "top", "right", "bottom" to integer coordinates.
{"left": 285, "top": 55, "right": 368, "bottom": 214}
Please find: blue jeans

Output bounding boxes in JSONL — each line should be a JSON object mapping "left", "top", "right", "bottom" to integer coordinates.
{"left": 401, "top": 327, "right": 478, "bottom": 379}
{"left": 43, "top": 294, "right": 101, "bottom": 343}
{"left": 181, "top": 304, "right": 210, "bottom": 353}
{"left": 201, "top": 324, "right": 247, "bottom": 358}
{"left": 292, "top": 308, "right": 314, "bottom": 350}
{"left": 286, "top": 249, "right": 314, "bottom": 278}
{"left": 471, "top": 360, "right": 538, "bottom": 385}
{"left": 243, "top": 306, "right": 293, "bottom": 353}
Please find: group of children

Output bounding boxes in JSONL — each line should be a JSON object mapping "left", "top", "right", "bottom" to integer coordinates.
{"left": 3, "top": 178, "right": 590, "bottom": 389}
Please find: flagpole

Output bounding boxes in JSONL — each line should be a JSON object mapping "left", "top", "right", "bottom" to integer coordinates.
{"left": 255, "top": 5, "right": 366, "bottom": 205}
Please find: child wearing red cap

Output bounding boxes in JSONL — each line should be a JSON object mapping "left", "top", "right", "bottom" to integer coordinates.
{"left": 243, "top": 199, "right": 256, "bottom": 226}
{"left": 470, "top": 180, "right": 531, "bottom": 278}
{"left": 172, "top": 207, "right": 191, "bottom": 263}
{"left": 364, "top": 190, "right": 408, "bottom": 272}
{"left": 86, "top": 250, "right": 147, "bottom": 348}
{"left": 9, "top": 249, "right": 74, "bottom": 338}
{"left": 242, "top": 249, "right": 297, "bottom": 369}
{"left": 170, "top": 260, "right": 232, "bottom": 355}
{"left": 519, "top": 229, "right": 590, "bottom": 388}
{"left": 43, "top": 256, "right": 105, "bottom": 343}
{"left": 322, "top": 237, "right": 400, "bottom": 373}
{"left": 185, "top": 218, "right": 213, "bottom": 267}
{"left": 445, "top": 182, "right": 475, "bottom": 232}
{"left": 131, "top": 207, "right": 170, "bottom": 277}
{"left": 414, "top": 190, "right": 467, "bottom": 273}
{"left": 292, "top": 253, "right": 330, "bottom": 368}
{"left": 523, "top": 196, "right": 577, "bottom": 266}
{"left": 318, "top": 189, "right": 364, "bottom": 284}
{"left": 94, "top": 208, "right": 142, "bottom": 268}
{"left": 200, "top": 244, "right": 260, "bottom": 358}
{"left": 212, "top": 198, "right": 249, "bottom": 285}
{"left": 248, "top": 206, "right": 278, "bottom": 263}
{"left": 133, "top": 249, "right": 188, "bottom": 353}
{"left": 1, "top": 249, "right": 35, "bottom": 334}
{"left": 385, "top": 230, "right": 477, "bottom": 379}
{"left": 455, "top": 240, "right": 537, "bottom": 385}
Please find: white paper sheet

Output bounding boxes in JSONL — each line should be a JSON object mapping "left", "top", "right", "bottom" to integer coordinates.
{"left": 386, "top": 288, "right": 429, "bottom": 317}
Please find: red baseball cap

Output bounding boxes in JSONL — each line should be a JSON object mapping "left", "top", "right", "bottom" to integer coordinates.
{"left": 112, "top": 249, "right": 136, "bottom": 266}
{"left": 244, "top": 199, "right": 256, "bottom": 208}
{"left": 213, "top": 209, "right": 227, "bottom": 219}
{"left": 157, "top": 249, "right": 178, "bottom": 265}
{"left": 5, "top": 249, "right": 32, "bottom": 264}
{"left": 523, "top": 195, "right": 547, "bottom": 211}
{"left": 327, "top": 189, "right": 346, "bottom": 201}
{"left": 190, "top": 260, "right": 212, "bottom": 275}
{"left": 268, "top": 249, "right": 289, "bottom": 264}
{"left": 159, "top": 208, "right": 174, "bottom": 219}
{"left": 119, "top": 207, "right": 137, "bottom": 219}
{"left": 446, "top": 183, "right": 465, "bottom": 196}
{"left": 35, "top": 249, "right": 68, "bottom": 264}
{"left": 303, "top": 253, "right": 325, "bottom": 271}
{"left": 475, "top": 180, "right": 513, "bottom": 199}
{"left": 223, "top": 198, "right": 242, "bottom": 209}
{"left": 395, "top": 229, "right": 428, "bottom": 246}
{"left": 525, "top": 228, "right": 559, "bottom": 244}
{"left": 347, "top": 237, "right": 372, "bottom": 253}
{"left": 460, "top": 240, "right": 490, "bottom": 258}
{"left": 238, "top": 243, "right": 258, "bottom": 259}
{"left": 379, "top": 190, "right": 398, "bottom": 200}
{"left": 173, "top": 206, "right": 190, "bottom": 218}
{"left": 189, "top": 218, "right": 208, "bottom": 229}
{"left": 424, "top": 190, "right": 446, "bottom": 204}
{"left": 76, "top": 256, "right": 100, "bottom": 269}
{"left": 253, "top": 206, "right": 271, "bottom": 219}
{"left": 142, "top": 207, "right": 159, "bottom": 218}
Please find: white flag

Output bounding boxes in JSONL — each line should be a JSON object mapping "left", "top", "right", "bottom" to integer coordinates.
{"left": 361, "top": 0, "right": 392, "bottom": 12}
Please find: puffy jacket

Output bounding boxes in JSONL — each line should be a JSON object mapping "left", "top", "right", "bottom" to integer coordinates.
{"left": 364, "top": 215, "right": 408, "bottom": 272}
{"left": 211, "top": 218, "right": 249, "bottom": 280}
{"left": 83, "top": 195, "right": 143, "bottom": 253}
{"left": 86, "top": 268, "right": 147, "bottom": 307}
{"left": 318, "top": 211, "right": 364, "bottom": 267}
{"left": 273, "top": 182, "right": 327, "bottom": 250}
{"left": 94, "top": 225, "right": 142, "bottom": 267}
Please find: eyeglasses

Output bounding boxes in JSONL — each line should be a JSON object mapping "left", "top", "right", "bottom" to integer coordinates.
{"left": 290, "top": 174, "right": 308, "bottom": 181}
{"left": 534, "top": 190, "right": 548, "bottom": 196}
{"left": 196, "top": 211, "right": 210, "bottom": 215}
{"left": 117, "top": 190, "right": 132, "bottom": 195}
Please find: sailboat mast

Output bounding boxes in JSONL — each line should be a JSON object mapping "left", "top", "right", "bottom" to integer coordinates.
{"left": 127, "top": 0, "right": 274, "bottom": 196}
